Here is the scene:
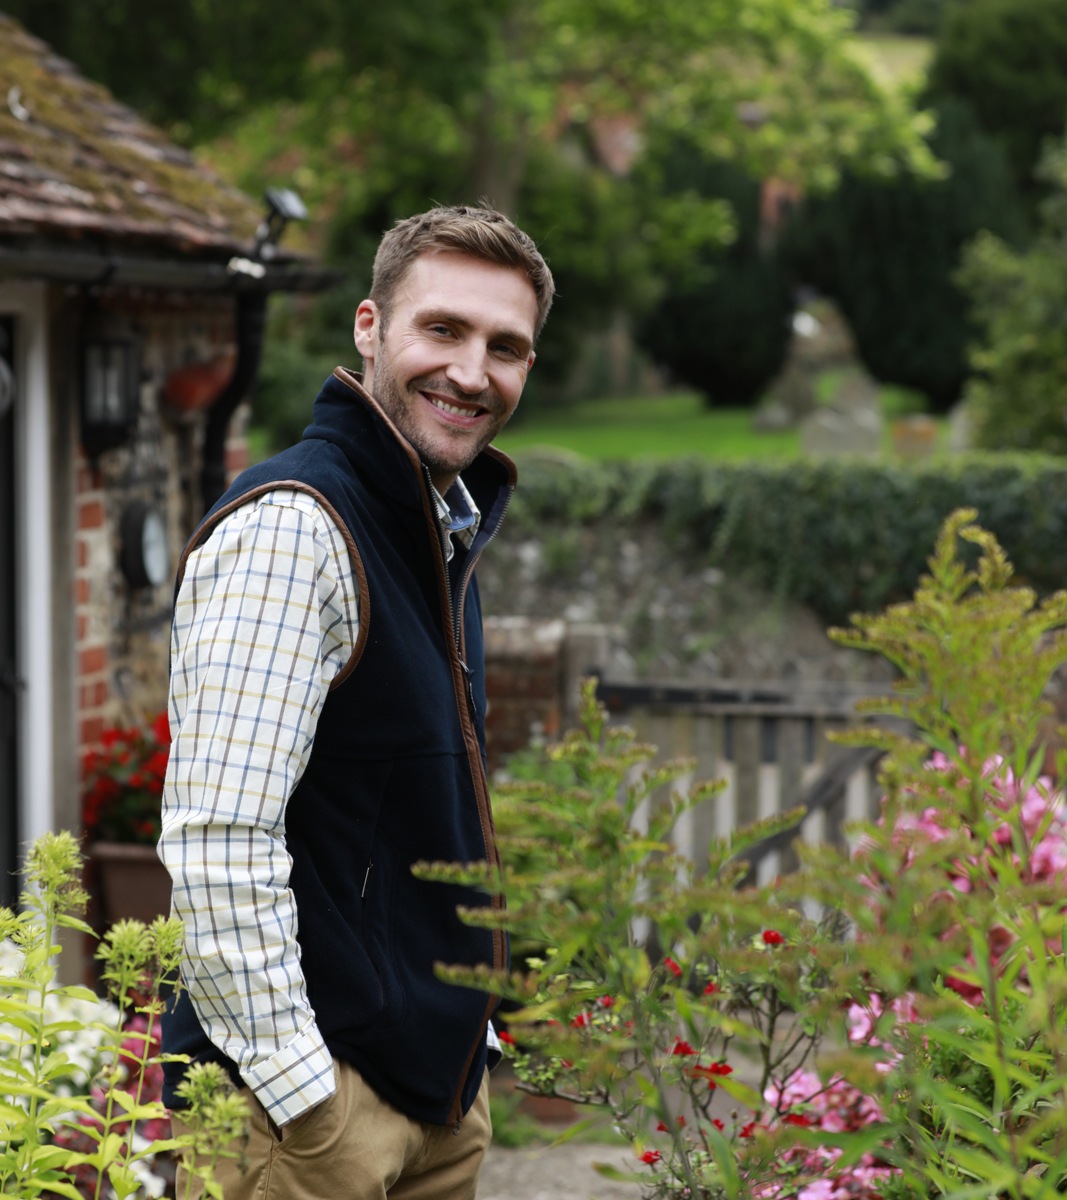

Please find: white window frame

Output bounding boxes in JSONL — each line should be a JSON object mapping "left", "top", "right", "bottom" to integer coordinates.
{"left": 2, "top": 280, "right": 53, "bottom": 850}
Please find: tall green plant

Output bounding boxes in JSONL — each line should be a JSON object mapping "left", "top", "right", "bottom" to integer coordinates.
{"left": 423, "top": 508, "right": 1067, "bottom": 1198}
{"left": 0, "top": 832, "right": 247, "bottom": 1199}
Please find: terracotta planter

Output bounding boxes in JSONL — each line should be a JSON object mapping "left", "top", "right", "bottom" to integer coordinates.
{"left": 90, "top": 842, "right": 172, "bottom": 926}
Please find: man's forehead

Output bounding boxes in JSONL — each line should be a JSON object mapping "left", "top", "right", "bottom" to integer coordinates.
{"left": 394, "top": 249, "right": 538, "bottom": 335}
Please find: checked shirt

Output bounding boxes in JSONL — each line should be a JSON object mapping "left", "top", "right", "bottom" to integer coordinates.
{"left": 159, "top": 478, "right": 494, "bottom": 1126}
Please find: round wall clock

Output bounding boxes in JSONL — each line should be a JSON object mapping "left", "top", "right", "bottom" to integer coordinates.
{"left": 120, "top": 502, "right": 170, "bottom": 589}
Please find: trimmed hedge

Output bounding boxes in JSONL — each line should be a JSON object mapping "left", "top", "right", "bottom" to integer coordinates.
{"left": 507, "top": 452, "right": 1067, "bottom": 625}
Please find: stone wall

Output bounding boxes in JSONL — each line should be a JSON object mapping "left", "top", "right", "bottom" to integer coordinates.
{"left": 70, "top": 291, "right": 247, "bottom": 761}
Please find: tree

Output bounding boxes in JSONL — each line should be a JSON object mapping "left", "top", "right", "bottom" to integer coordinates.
{"left": 783, "top": 98, "right": 1024, "bottom": 410}
{"left": 958, "top": 138, "right": 1067, "bottom": 454}
{"left": 926, "top": 0, "right": 1067, "bottom": 202}
{"left": 636, "top": 148, "right": 792, "bottom": 406}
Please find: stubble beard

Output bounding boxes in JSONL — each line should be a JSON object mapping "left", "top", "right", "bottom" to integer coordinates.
{"left": 370, "top": 340, "right": 510, "bottom": 480}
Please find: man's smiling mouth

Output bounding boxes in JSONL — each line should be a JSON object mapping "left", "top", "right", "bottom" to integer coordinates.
{"left": 423, "top": 393, "right": 488, "bottom": 418}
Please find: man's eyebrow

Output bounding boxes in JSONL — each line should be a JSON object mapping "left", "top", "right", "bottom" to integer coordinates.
{"left": 415, "top": 308, "right": 533, "bottom": 352}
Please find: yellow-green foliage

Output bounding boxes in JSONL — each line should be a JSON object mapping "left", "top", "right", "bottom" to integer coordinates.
{"left": 424, "top": 511, "right": 1067, "bottom": 1199}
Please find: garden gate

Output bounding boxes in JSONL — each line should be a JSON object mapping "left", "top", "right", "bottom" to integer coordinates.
{"left": 595, "top": 677, "right": 887, "bottom": 882}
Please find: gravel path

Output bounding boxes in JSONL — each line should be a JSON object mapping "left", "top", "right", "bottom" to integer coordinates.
{"left": 479, "top": 1142, "right": 643, "bottom": 1200}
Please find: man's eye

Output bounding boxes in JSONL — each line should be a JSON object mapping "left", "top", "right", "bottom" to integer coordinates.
{"left": 492, "top": 343, "right": 517, "bottom": 356}
{"left": 430, "top": 325, "right": 452, "bottom": 337}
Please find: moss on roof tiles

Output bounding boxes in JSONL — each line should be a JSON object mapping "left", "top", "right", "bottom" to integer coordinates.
{"left": 0, "top": 14, "right": 260, "bottom": 252}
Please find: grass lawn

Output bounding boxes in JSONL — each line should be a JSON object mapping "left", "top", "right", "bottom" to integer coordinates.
{"left": 496, "top": 392, "right": 801, "bottom": 461}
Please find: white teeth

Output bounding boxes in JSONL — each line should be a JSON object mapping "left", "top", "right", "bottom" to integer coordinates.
{"left": 432, "top": 397, "right": 474, "bottom": 417}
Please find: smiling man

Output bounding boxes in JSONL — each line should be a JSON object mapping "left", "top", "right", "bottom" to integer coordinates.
{"left": 159, "top": 206, "right": 554, "bottom": 1199}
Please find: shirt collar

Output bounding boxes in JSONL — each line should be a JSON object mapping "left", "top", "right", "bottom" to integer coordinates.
{"left": 430, "top": 475, "right": 481, "bottom": 561}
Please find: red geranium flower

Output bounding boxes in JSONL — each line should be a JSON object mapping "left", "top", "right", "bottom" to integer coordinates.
{"left": 739, "top": 1122, "right": 756, "bottom": 1138}
{"left": 640, "top": 1150, "right": 661, "bottom": 1164}
{"left": 151, "top": 711, "right": 172, "bottom": 746}
{"left": 712, "top": 1118, "right": 724, "bottom": 1131}
{"left": 671, "top": 1039, "right": 696, "bottom": 1056}
{"left": 703, "top": 981, "right": 720, "bottom": 995}
{"left": 571, "top": 1012, "right": 590, "bottom": 1028}
{"left": 783, "top": 1113, "right": 812, "bottom": 1127}
{"left": 498, "top": 1031, "right": 516, "bottom": 1046}
{"left": 762, "top": 930, "right": 785, "bottom": 945}
{"left": 656, "top": 1116, "right": 685, "bottom": 1131}
{"left": 597, "top": 994, "right": 613, "bottom": 1008}
{"left": 663, "top": 957, "right": 683, "bottom": 978}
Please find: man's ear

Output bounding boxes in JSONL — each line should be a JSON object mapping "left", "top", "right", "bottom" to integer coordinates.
{"left": 353, "top": 300, "right": 380, "bottom": 362}
{"left": 526, "top": 350, "right": 536, "bottom": 373}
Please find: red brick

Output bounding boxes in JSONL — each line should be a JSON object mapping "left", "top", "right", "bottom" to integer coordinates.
{"left": 80, "top": 717, "right": 105, "bottom": 747}
{"left": 76, "top": 615, "right": 87, "bottom": 641}
{"left": 225, "top": 445, "right": 248, "bottom": 473}
{"left": 79, "top": 646, "right": 107, "bottom": 676}
{"left": 74, "top": 578, "right": 89, "bottom": 604}
{"left": 77, "top": 500, "right": 104, "bottom": 530}
{"left": 76, "top": 539, "right": 88, "bottom": 568}
{"left": 92, "top": 680, "right": 108, "bottom": 707}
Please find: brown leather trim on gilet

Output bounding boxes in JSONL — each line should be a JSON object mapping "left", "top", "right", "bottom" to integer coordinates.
{"left": 175, "top": 480, "right": 371, "bottom": 689}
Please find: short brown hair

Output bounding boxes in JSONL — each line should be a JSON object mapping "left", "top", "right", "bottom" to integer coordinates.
{"left": 370, "top": 205, "right": 555, "bottom": 338}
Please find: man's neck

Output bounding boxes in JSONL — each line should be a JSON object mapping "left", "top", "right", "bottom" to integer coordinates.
{"left": 429, "top": 469, "right": 458, "bottom": 495}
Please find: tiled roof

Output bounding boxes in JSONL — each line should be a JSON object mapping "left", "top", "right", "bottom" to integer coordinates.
{"left": 0, "top": 14, "right": 261, "bottom": 255}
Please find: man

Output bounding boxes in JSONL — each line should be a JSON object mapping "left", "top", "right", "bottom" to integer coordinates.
{"left": 159, "top": 205, "right": 554, "bottom": 1199}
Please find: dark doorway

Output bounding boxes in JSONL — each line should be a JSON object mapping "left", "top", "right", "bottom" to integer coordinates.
{"left": 0, "top": 317, "right": 19, "bottom": 906}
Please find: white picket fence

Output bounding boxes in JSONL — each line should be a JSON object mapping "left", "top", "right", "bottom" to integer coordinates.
{"left": 595, "top": 679, "right": 888, "bottom": 882}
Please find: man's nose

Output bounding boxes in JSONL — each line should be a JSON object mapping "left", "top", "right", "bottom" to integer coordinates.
{"left": 444, "top": 341, "right": 489, "bottom": 395}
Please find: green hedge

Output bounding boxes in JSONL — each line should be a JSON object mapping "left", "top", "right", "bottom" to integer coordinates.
{"left": 507, "top": 452, "right": 1067, "bottom": 625}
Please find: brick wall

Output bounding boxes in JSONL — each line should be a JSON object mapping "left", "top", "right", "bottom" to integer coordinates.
{"left": 74, "top": 453, "right": 113, "bottom": 747}
{"left": 483, "top": 617, "right": 565, "bottom": 772}
{"left": 72, "top": 292, "right": 244, "bottom": 773}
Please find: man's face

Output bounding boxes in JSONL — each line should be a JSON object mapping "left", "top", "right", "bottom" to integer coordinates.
{"left": 353, "top": 250, "right": 537, "bottom": 489}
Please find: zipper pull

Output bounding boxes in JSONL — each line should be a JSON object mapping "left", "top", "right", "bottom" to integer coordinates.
{"left": 361, "top": 856, "right": 374, "bottom": 900}
{"left": 453, "top": 1118, "right": 461, "bottom": 1135}
{"left": 459, "top": 659, "right": 476, "bottom": 714}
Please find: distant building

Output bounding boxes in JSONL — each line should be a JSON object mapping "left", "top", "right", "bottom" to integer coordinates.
{"left": 0, "top": 15, "right": 335, "bottom": 899}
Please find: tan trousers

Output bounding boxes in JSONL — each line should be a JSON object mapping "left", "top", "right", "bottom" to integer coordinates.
{"left": 172, "top": 1060, "right": 491, "bottom": 1200}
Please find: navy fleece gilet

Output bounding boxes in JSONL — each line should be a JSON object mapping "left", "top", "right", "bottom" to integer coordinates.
{"left": 161, "top": 369, "right": 513, "bottom": 1127}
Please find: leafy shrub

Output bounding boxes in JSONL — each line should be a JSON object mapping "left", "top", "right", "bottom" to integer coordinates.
{"left": 505, "top": 451, "right": 1067, "bottom": 625}
{"left": 81, "top": 713, "right": 170, "bottom": 846}
{"left": 783, "top": 98, "right": 1024, "bottom": 410}
{"left": 958, "top": 138, "right": 1067, "bottom": 454}
{"left": 637, "top": 148, "right": 792, "bottom": 407}
{"left": 0, "top": 831, "right": 246, "bottom": 1199}
{"left": 423, "top": 510, "right": 1067, "bottom": 1197}
{"left": 926, "top": 0, "right": 1067, "bottom": 201}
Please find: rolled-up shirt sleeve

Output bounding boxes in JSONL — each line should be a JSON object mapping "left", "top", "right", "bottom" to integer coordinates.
{"left": 159, "top": 490, "right": 356, "bottom": 1125}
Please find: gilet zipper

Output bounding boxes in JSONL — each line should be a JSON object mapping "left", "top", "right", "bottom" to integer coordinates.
{"left": 420, "top": 463, "right": 512, "bottom": 1126}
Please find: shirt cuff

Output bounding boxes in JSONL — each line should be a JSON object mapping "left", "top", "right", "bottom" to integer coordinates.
{"left": 486, "top": 1021, "right": 502, "bottom": 1071}
{"left": 240, "top": 1022, "right": 336, "bottom": 1125}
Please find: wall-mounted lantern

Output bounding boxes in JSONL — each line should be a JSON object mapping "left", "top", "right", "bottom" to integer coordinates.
{"left": 80, "top": 339, "right": 140, "bottom": 459}
{"left": 120, "top": 501, "right": 170, "bottom": 590}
